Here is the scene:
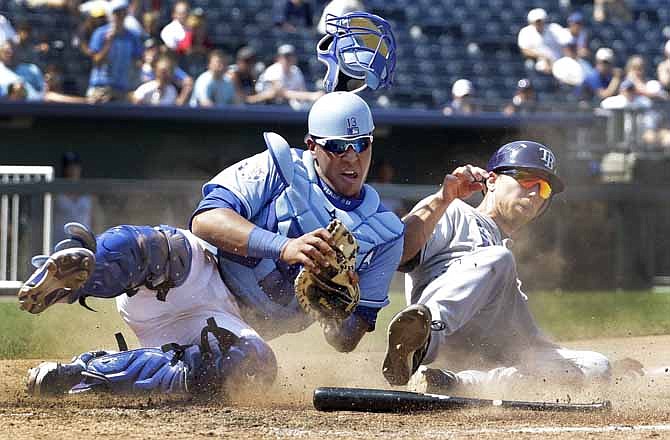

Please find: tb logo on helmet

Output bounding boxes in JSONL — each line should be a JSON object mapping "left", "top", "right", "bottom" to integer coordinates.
{"left": 539, "top": 147, "right": 556, "bottom": 171}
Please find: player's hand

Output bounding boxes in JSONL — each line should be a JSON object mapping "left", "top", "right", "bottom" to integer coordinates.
{"left": 280, "top": 228, "right": 337, "bottom": 273}
{"left": 613, "top": 68, "right": 623, "bottom": 78}
{"left": 440, "top": 165, "right": 488, "bottom": 202}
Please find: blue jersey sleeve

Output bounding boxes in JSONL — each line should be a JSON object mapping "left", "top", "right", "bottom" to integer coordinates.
{"left": 200, "top": 150, "right": 285, "bottom": 222}
{"left": 357, "top": 235, "right": 404, "bottom": 310}
{"left": 89, "top": 26, "right": 106, "bottom": 54}
{"left": 190, "top": 186, "right": 249, "bottom": 228}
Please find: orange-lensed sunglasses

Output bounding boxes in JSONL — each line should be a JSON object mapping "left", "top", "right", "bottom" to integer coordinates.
{"left": 498, "top": 169, "right": 552, "bottom": 200}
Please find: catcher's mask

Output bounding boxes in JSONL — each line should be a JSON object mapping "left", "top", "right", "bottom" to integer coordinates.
{"left": 317, "top": 11, "right": 396, "bottom": 93}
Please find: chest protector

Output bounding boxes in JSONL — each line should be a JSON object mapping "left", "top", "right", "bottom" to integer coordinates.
{"left": 267, "top": 132, "right": 403, "bottom": 268}
{"left": 212, "top": 132, "right": 403, "bottom": 339}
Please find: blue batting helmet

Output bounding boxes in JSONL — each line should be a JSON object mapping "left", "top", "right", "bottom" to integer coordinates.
{"left": 317, "top": 11, "right": 396, "bottom": 93}
{"left": 308, "top": 91, "right": 374, "bottom": 138}
{"left": 487, "top": 141, "right": 565, "bottom": 194}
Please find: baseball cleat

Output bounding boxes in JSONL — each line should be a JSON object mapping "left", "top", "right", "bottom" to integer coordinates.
{"left": 26, "top": 361, "right": 85, "bottom": 396}
{"left": 408, "top": 366, "right": 459, "bottom": 395}
{"left": 382, "top": 304, "right": 432, "bottom": 386}
{"left": 18, "top": 248, "right": 95, "bottom": 314}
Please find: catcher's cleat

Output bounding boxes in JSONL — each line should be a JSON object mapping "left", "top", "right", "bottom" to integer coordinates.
{"left": 18, "top": 248, "right": 95, "bottom": 314}
{"left": 26, "top": 361, "right": 85, "bottom": 396}
{"left": 408, "top": 366, "right": 459, "bottom": 395}
{"left": 382, "top": 304, "right": 432, "bottom": 386}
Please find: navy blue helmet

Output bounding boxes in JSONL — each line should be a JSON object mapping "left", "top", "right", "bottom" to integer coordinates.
{"left": 487, "top": 141, "right": 565, "bottom": 194}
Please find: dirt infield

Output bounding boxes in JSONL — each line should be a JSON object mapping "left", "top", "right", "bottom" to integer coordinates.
{"left": 3, "top": 335, "right": 670, "bottom": 439}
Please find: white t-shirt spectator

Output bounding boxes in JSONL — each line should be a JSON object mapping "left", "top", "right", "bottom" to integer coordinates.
{"left": 160, "top": 20, "right": 187, "bottom": 49}
{"left": 600, "top": 94, "right": 652, "bottom": 110}
{"left": 190, "top": 71, "right": 235, "bottom": 107}
{"left": 133, "top": 80, "right": 177, "bottom": 105}
{"left": 317, "top": 0, "right": 364, "bottom": 34}
{"left": 256, "top": 62, "right": 306, "bottom": 93}
{"left": 0, "top": 15, "right": 17, "bottom": 46}
{"left": 518, "top": 23, "right": 570, "bottom": 62}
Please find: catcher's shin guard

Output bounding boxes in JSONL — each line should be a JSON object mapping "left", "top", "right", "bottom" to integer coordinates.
{"left": 82, "top": 225, "right": 192, "bottom": 303}
{"left": 382, "top": 304, "right": 433, "bottom": 386}
{"left": 67, "top": 318, "right": 277, "bottom": 396}
{"left": 26, "top": 351, "right": 107, "bottom": 396}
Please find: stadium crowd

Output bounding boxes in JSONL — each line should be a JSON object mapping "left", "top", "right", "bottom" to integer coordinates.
{"left": 0, "top": 0, "right": 669, "bottom": 124}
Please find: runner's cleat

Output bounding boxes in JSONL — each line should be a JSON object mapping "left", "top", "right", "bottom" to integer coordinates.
{"left": 382, "top": 304, "right": 432, "bottom": 386}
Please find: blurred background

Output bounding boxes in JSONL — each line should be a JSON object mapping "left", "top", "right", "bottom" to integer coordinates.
{"left": 2, "top": 0, "right": 670, "bottom": 299}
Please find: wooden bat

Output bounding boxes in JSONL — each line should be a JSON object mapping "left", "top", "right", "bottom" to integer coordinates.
{"left": 313, "top": 387, "right": 612, "bottom": 413}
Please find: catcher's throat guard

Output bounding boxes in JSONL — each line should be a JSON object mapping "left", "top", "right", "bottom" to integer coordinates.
{"left": 294, "top": 219, "right": 361, "bottom": 322}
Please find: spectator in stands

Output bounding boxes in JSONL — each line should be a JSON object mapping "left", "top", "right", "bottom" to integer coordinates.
{"left": 578, "top": 47, "right": 622, "bottom": 102}
{"left": 504, "top": 78, "right": 537, "bottom": 115}
{"left": 43, "top": 64, "right": 88, "bottom": 103}
{"left": 6, "top": 81, "right": 27, "bottom": 100}
{"left": 601, "top": 79, "right": 652, "bottom": 109}
{"left": 656, "top": 41, "right": 670, "bottom": 94}
{"left": 0, "top": 41, "right": 44, "bottom": 100}
{"left": 601, "top": 79, "right": 658, "bottom": 145}
{"left": 160, "top": 0, "right": 190, "bottom": 50}
{"left": 443, "top": 79, "right": 475, "bottom": 115}
{"left": 565, "top": 12, "right": 589, "bottom": 59}
{"left": 190, "top": 50, "right": 236, "bottom": 107}
{"left": 256, "top": 43, "right": 323, "bottom": 110}
{"left": 0, "top": 15, "right": 17, "bottom": 46}
{"left": 132, "top": 54, "right": 178, "bottom": 105}
{"left": 275, "top": 0, "right": 313, "bottom": 33}
{"left": 74, "top": 7, "right": 108, "bottom": 58}
{"left": 142, "top": 11, "right": 161, "bottom": 40}
{"left": 176, "top": 9, "right": 213, "bottom": 57}
{"left": 87, "top": 0, "right": 143, "bottom": 103}
{"left": 318, "top": 0, "right": 363, "bottom": 34}
{"left": 53, "top": 152, "right": 94, "bottom": 245}
{"left": 552, "top": 41, "right": 593, "bottom": 87}
{"left": 625, "top": 55, "right": 655, "bottom": 98}
{"left": 593, "top": 0, "right": 631, "bottom": 23}
{"left": 517, "top": 8, "right": 569, "bottom": 74}
{"left": 139, "top": 39, "right": 193, "bottom": 106}
{"left": 228, "top": 46, "right": 277, "bottom": 105}
{"left": 13, "top": 22, "right": 38, "bottom": 65}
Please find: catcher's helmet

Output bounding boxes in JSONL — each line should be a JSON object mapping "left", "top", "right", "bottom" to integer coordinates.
{"left": 487, "top": 141, "right": 565, "bottom": 194}
{"left": 308, "top": 91, "right": 374, "bottom": 138}
{"left": 317, "top": 11, "right": 396, "bottom": 93}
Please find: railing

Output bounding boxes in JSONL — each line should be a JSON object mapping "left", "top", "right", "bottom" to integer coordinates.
{"left": 0, "top": 166, "right": 54, "bottom": 292}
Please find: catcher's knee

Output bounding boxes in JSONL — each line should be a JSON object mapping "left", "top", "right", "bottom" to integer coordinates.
{"left": 83, "top": 225, "right": 192, "bottom": 301}
{"left": 225, "top": 336, "right": 278, "bottom": 388}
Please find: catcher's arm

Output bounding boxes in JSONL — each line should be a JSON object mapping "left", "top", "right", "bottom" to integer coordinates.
{"left": 322, "top": 314, "right": 370, "bottom": 352}
{"left": 192, "top": 207, "right": 335, "bottom": 269}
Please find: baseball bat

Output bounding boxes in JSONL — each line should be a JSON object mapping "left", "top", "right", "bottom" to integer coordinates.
{"left": 313, "top": 387, "right": 612, "bottom": 413}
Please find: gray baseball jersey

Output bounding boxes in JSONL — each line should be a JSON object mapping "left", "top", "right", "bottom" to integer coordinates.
{"left": 405, "top": 198, "right": 503, "bottom": 306}
{"left": 404, "top": 198, "right": 550, "bottom": 369}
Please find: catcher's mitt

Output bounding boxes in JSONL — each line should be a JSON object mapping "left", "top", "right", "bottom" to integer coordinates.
{"left": 294, "top": 219, "right": 360, "bottom": 322}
